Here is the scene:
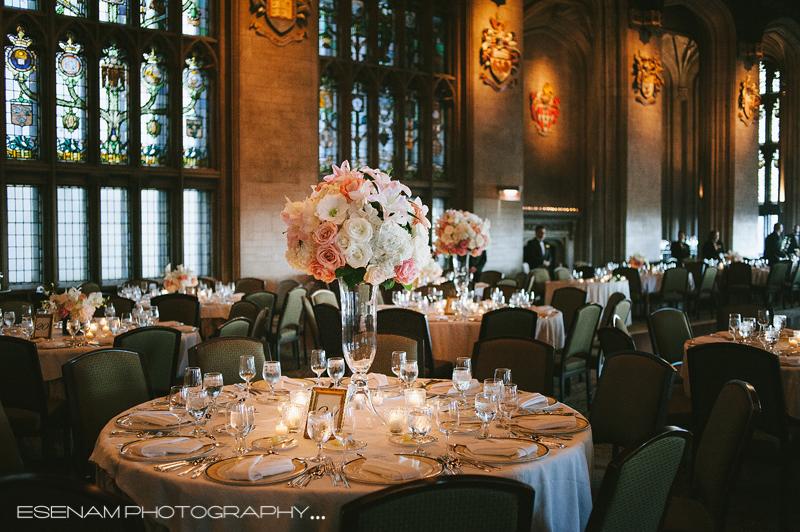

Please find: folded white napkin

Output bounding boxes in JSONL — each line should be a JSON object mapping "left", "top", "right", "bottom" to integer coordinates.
{"left": 359, "top": 456, "right": 422, "bottom": 481}
{"left": 516, "top": 413, "right": 578, "bottom": 431}
{"left": 430, "top": 379, "right": 480, "bottom": 395}
{"left": 140, "top": 437, "right": 203, "bottom": 457}
{"left": 535, "top": 305, "right": 554, "bottom": 312}
{"left": 277, "top": 376, "right": 308, "bottom": 391}
{"left": 779, "top": 355, "right": 800, "bottom": 366}
{"left": 366, "top": 373, "right": 389, "bottom": 387}
{"left": 225, "top": 456, "right": 295, "bottom": 481}
{"left": 129, "top": 412, "right": 179, "bottom": 427}
{"left": 520, "top": 393, "right": 549, "bottom": 409}
{"left": 465, "top": 439, "right": 540, "bottom": 459}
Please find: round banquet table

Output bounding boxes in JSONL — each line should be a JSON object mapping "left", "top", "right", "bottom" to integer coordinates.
{"left": 198, "top": 293, "right": 243, "bottom": 338}
{"left": 680, "top": 332, "right": 800, "bottom": 419}
{"left": 543, "top": 280, "right": 631, "bottom": 324}
{"left": 91, "top": 380, "right": 593, "bottom": 532}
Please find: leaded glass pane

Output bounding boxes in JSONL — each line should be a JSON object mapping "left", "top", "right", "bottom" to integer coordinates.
{"left": 141, "top": 189, "right": 169, "bottom": 278}
{"left": 183, "top": 0, "right": 209, "bottom": 36}
{"left": 319, "top": 75, "right": 338, "bottom": 175}
{"left": 5, "top": 26, "right": 39, "bottom": 159}
{"left": 100, "top": 42, "right": 129, "bottom": 164}
{"left": 404, "top": 86, "right": 419, "bottom": 179}
{"left": 405, "top": 0, "right": 420, "bottom": 69}
{"left": 57, "top": 186, "right": 89, "bottom": 283}
{"left": 758, "top": 151, "right": 765, "bottom": 205}
{"left": 432, "top": 98, "right": 445, "bottom": 181}
{"left": 432, "top": 3, "right": 446, "bottom": 73}
{"left": 56, "top": 33, "right": 87, "bottom": 162}
{"left": 771, "top": 100, "right": 780, "bottom": 143}
{"left": 182, "top": 56, "right": 208, "bottom": 168}
{"left": 351, "top": 80, "right": 368, "bottom": 168}
{"left": 319, "top": 0, "right": 337, "bottom": 57}
{"left": 141, "top": 0, "right": 167, "bottom": 30}
{"left": 759, "top": 105, "right": 766, "bottom": 145}
{"left": 101, "top": 188, "right": 130, "bottom": 282}
{"left": 770, "top": 152, "right": 780, "bottom": 204}
{"left": 140, "top": 47, "right": 169, "bottom": 166}
{"left": 7, "top": 185, "right": 42, "bottom": 285}
{"left": 351, "top": 0, "right": 367, "bottom": 61}
{"left": 100, "top": 0, "right": 128, "bottom": 24}
{"left": 771, "top": 69, "right": 780, "bottom": 93}
{"left": 378, "top": 0, "right": 394, "bottom": 66}
{"left": 4, "top": 0, "right": 37, "bottom": 8}
{"left": 378, "top": 84, "right": 394, "bottom": 171}
{"left": 183, "top": 189, "right": 212, "bottom": 276}
{"left": 759, "top": 65, "right": 767, "bottom": 94}
{"left": 56, "top": 0, "right": 85, "bottom": 17}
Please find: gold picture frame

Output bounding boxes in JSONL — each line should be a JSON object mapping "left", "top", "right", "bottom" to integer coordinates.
{"left": 303, "top": 387, "right": 347, "bottom": 439}
{"left": 32, "top": 313, "right": 55, "bottom": 340}
{"left": 445, "top": 297, "right": 458, "bottom": 315}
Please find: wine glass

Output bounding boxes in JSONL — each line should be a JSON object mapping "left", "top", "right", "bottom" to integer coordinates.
{"left": 226, "top": 403, "right": 255, "bottom": 455}
{"left": 407, "top": 406, "right": 433, "bottom": 456}
{"left": 452, "top": 357, "right": 472, "bottom": 406}
{"left": 203, "top": 372, "right": 223, "bottom": 413}
{"left": 20, "top": 316, "right": 34, "bottom": 339}
{"left": 66, "top": 318, "right": 81, "bottom": 346}
{"left": 334, "top": 406, "right": 356, "bottom": 466}
{"left": 739, "top": 318, "right": 755, "bottom": 344}
{"left": 474, "top": 391, "right": 498, "bottom": 440}
{"left": 400, "top": 360, "right": 418, "bottom": 389}
{"left": 306, "top": 410, "right": 334, "bottom": 463}
{"left": 184, "top": 367, "right": 202, "bottom": 389}
{"left": 774, "top": 315, "right": 787, "bottom": 334}
{"left": 121, "top": 312, "right": 133, "bottom": 330}
{"left": 151, "top": 306, "right": 160, "bottom": 323}
{"left": 109, "top": 317, "right": 120, "bottom": 335}
{"left": 763, "top": 325, "right": 780, "bottom": 354}
{"left": 105, "top": 303, "right": 116, "bottom": 318}
{"left": 483, "top": 378, "right": 503, "bottom": 399}
{"left": 498, "top": 383, "right": 519, "bottom": 432}
{"left": 728, "top": 314, "right": 741, "bottom": 341}
{"left": 327, "top": 357, "right": 345, "bottom": 388}
{"left": 262, "top": 361, "right": 281, "bottom": 400}
{"left": 391, "top": 351, "right": 407, "bottom": 379}
{"left": 433, "top": 397, "right": 459, "bottom": 458}
{"left": 494, "top": 368, "right": 512, "bottom": 384}
{"left": 239, "top": 355, "right": 256, "bottom": 397}
{"left": 169, "top": 386, "right": 188, "bottom": 435}
{"left": 310, "top": 349, "right": 327, "bottom": 385}
{"left": 757, "top": 309, "right": 770, "bottom": 338}
{"left": 186, "top": 388, "right": 210, "bottom": 436}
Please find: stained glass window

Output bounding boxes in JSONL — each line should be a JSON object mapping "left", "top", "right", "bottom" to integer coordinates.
{"left": 377, "top": 0, "right": 394, "bottom": 66}
{"left": 7, "top": 185, "right": 43, "bottom": 285}
{"left": 55, "top": 33, "right": 87, "bottom": 162}
{"left": 319, "top": 0, "right": 337, "bottom": 57}
{"left": 5, "top": 0, "right": 37, "bottom": 8}
{"left": 56, "top": 0, "right": 85, "bottom": 17}
{"left": 351, "top": 80, "right": 368, "bottom": 168}
{"left": 378, "top": 83, "right": 394, "bottom": 171}
{"left": 404, "top": 85, "right": 419, "bottom": 179}
{"left": 100, "top": 42, "right": 128, "bottom": 164}
{"left": 141, "top": 189, "right": 169, "bottom": 278}
{"left": 101, "top": 188, "right": 130, "bottom": 282}
{"left": 141, "top": 0, "right": 167, "bottom": 30}
{"left": 57, "top": 187, "right": 89, "bottom": 283}
{"left": 319, "top": 74, "right": 338, "bottom": 175}
{"left": 432, "top": 3, "right": 446, "bottom": 73}
{"left": 432, "top": 96, "right": 446, "bottom": 181}
{"left": 5, "top": 26, "right": 39, "bottom": 160}
{"left": 140, "top": 47, "right": 169, "bottom": 166}
{"left": 758, "top": 61, "right": 781, "bottom": 239}
{"left": 182, "top": 55, "right": 208, "bottom": 168}
{"left": 183, "top": 0, "right": 209, "bottom": 36}
{"left": 183, "top": 189, "right": 212, "bottom": 276}
{"left": 351, "top": 0, "right": 367, "bottom": 61}
{"left": 405, "top": 0, "right": 420, "bottom": 69}
{"left": 100, "top": 0, "right": 128, "bottom": 24}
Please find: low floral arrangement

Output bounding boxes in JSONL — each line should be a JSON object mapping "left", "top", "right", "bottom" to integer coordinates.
{"left": 433, "top": 209, "right": 491, "bottom": 257}
{"left": 164, "top": 264, "right": 198, "bottom": 293}
{"left": 628, "top": 253, "right": 647, "bottom": 269}
{"left": 48, "top": 288, "right": 104, "bottom": 322}
{"left": 724, "top": 251, "right": 743, "bottom": 263}
{"left": 416, "top": 259, "right": 444, "bottom": 287}
{"left": 281, "top": 161, "right": 431, "bottom": 287}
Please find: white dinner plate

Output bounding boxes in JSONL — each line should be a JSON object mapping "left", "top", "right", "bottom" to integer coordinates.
{"left": 119, "top": 436, "right": 216, "bottom": 462}
{"left": 342, "top": 455, "right": 442, "bottom": 484}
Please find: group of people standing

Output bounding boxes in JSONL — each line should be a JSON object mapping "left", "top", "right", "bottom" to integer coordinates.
{"left": 674, "top": 224, "right": 800, "bottom": 265}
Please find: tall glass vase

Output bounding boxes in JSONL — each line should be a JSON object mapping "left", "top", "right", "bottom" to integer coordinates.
{"left": 452, "top": 254, "right": 471, "bottom": 296}
{"left": 338, "top": 282, "right": 381, "bottom": 418}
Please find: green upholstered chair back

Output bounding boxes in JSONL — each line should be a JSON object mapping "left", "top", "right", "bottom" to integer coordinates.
{"left": 600, "top": 292, "right": 627, "bottom": 329}
{"left": 242, "top": 291, "right": 277, "bottom": 313}
{"left": 310, "top": 289, "right": 339, "bottom": 308}
{"left": 611, "top": 299, "right": 632, "bottom": 327}
{"left": 78, "top": 282, "right": 101, "bottom": 295}
{"left": 660, "top": 267, "right": 688, "bottom": 296}
{"left": 553, "top": 267, "right": 572, "bottom": 281}
{"left": 725, "top": 262, "right": 752, "bottom": 287}
{"left": 188, "top": 337, "right": 269, "bottom": 385}
{"left": 215, "top": 317, "right": 253, "bottom": 337}
{"left": 483, "top": 284, "right": 518, "bottom": 302}
{"left": 613, "top": 267, "right": 643, "bottom": 296}
{"left": 251, "top": 306, "right": 273, "bottom": 343}
{"left": 0, "top": 336, "right": 48, "bottom": 416}
{"left": 277, "top": 287, "right": 307, "bottom": 339}
{"left": 234, "top": 277, "right": 265, "bottom": 295}
{"left": 715, "top": 304, "right": 771, "bottom": 332}
{"left": 699, "top": 265, "right": 718, "bottom": 293}
{"left": 340, "top": 475, "right": 535, "bottom": 532}
{"left": 0, "top": 400, "right": 24, "bottom": 476}
{"left": 478, "top": 308, "right": 538, "bottom": 341}
{"left": 314, "top": 303, "right": 344, "bottom": 358}
{"left": 527, "top": 268, "right": 551, "bottom": 295}
{"left": 113, "top": 326, "right": 182, "bottom": 396}
{"left": 479, "top": 270, "right": 503, "bottom": 286}
{"left": 562, "top": 303, "right": 601, "bottom": 358}
{"left": 301, "top": 298, "right": 321, "bottom": 349}
{"left": 373, "top": 333, "right": 421, "bottom": 375}
{"left": 612, "top": 314, "right": 629, "bottom": 335}
{"left": 151, "top": 293, "right": 200, "bottom": 327}
{"left": 105, "top": 295, "right": 135, "bottom": 315}
{"left": 62, "top": 349, "right": 152, "bottom": 458}
{"left": 472, "top": 336, "right": 554, "bottom": 396}
{"left": 551, "top": 287, "right": 588, "bottom": 332}
{"left": 765, "top": 261, "right": 790, "bottom": 289}
{"left": 275, "top": 279, "right": 301, "bottom": 314}
{"left": 647, "top": 307, "right": 693, "bottom": 365}
{"left": 228, "top": 300, "right": 259, "bottom": 321}
{"left": 0, "top": 300, "right": 32, "bottom": 324}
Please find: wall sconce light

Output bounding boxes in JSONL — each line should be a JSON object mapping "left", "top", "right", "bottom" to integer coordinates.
{"left": 498, "top": 186, "right": 521, "bottom": 201}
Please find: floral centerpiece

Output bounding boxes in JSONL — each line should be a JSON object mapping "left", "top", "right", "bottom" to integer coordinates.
{"left": 628, "top": 253, "right": 647, "bottom": 269}
{"left": 433, "top": 209, "right": 491, "bottom": 258}
{"left": 723, "top": 251, "right": 743, "bottom": 263}
{"left": 416, "top": 259, "right": 444, "bottom": 287}
{"left": 163, "top": 264, "right": 198, "bottom": 293}
{"left": 48, "top": 287, "right": 104, "bottom": 322}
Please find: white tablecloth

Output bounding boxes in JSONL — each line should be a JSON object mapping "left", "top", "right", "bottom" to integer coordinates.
{"left": 199, "top": 293, "right": 243, "bottom": 320}
{"left": 90, "top": 382, "right": 593, "bottom": 532}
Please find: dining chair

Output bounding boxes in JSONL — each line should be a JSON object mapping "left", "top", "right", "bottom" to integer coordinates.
{"left": 242, "top": 291, "right": 277, "bottom": 314}
{"left": 553, "top": 267, "right": 572, "bottom": 281}
{"left": 437, "top": 281, "right": 456, "bottom": 299}
{"left": 377, "top": 307, "right": 453, "bottom": 379}
{"left": 0, "top": 473, "right": 145, "bottom": 531}
{"left": 594, "top": 326, "right": 636, "bottom": 376}
{"left": 526, "top": 268, "right": 551, "bottom": 303}
{"left": 228, "top": 299, "right": 259, "bottom": 322}
{"left": 188, "top": 337, "right": 269, "bottom": 385}
{"left": 647, "top": 307, "right": 693, "bottom": 368}
{"left": 477, "top": 307, "right": 538, "bottom": 341}
{"left": 374, "top": 332, "right": 422, "bottom": 376}
{"left": 250, "top": 306, "right": 274, "bottom": 345}
{"left": 301, "top": 297, "right": 321, "bottom": 352}
{"left": 104, "top": 294, "right": 135, "bottom": 316}
{"left": 113, "top": 326, "right": 182, "bottom": 397}
{"left": 197, "top": 276, "right": 217, "bottom": 287}
{"left": 472, "top": 336, "right": 554, "bottom": 396}
{"left": 652, "top": 267, "right": 689, "bottom": 310}
{"left": 613, "top": 266, "right": 647, "bottom": 316}
{"left": 0, "top": 336, "right": 70, "bottom": 461}
{"left": 0, "top": 400, "right": 24, "bottom": 476}
{"left": 576, "top": 265, "right": 595, "bottom": 279}
{"left": 599, "top": 292, "right": 627, "bottom": 329}
{"left": 554, "top": 302, "right": 601, "bottom": 403}
{"left": 233, "top": 277, "right": 265, "bottom": 295}
{"left": 784, "top": 262, "right": 800, "bottom": 306}
{"left": 687, "top": 265, "right": 718, "bottom": 318}
{"left": 723, "top": 262, "right": 752, "bottom": 305}
{"left": 589, "top": 350, "right": 676, "bottom": 455}
{"left": 78, "top": 281, "right": 101, "bottom": 295}
{"left": 274, "top": 287, "right": 307, "bottom": 365}
{"left": 62, "top": 348, "right": 153, "bottom": 466}
{"left": 757, "top": 260, "right": 790, "bottom": 308}
{"left": 340, "top": 475, "right": 535, "bottom": 532}
{"left": 585, "top": 427, "right": 691, "bottom": 532}
{"left": 550, "top": 286, "right": 587, "bottom": 332}
{"left": 0, "top": 300, "right": 32, "bottom": 323}
{"left": 496, "top": 278, "right": 519, "bottom": 288}
{"left": 483, "top": 284, "right": 518, "bottom": 302}
{"left": 150, "top": 293, "right": 201, "bottom": 328}
{"left": 513, "top": 271, "right": 528, "bottom": 288}
{"left": 478, "top": 270, "right": 503, "bottom": 287}
{"left": 313, "top": 302, "right": 345, "bottom": 358}
{"left": 310, "top": 288, "right": 339, "bottom": 308}
{"left": 663, "top": 380, "right": 760, "bottom": 532}
{"left": 715, "top": 304, "right": 771, "bottom": 332}
{"left": 274, "top": 279, "right": 301, "bottom": 318}
{"left": 213, "top": 317, "right": 253, "bottom": 338}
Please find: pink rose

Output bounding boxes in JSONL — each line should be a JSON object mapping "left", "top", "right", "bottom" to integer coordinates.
{"left": 313, "top": 221, "right": 339, "bottom": 245}
{"left": 394, "top": 259, "right": 420, "bottom": 285}
{"left": 309, "top": 260, "right": 336, "bottom": 283}
{"left": 58, "top": 307, "right": 69, "bottom": 319}
{"left": 316, "top": 242, "right": 346, "bottom": 271}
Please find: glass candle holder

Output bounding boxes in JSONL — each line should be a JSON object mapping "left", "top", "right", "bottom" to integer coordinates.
{"left": 371, "top": 390, "right": 385, "bottom": 407}
{"left": 290, "top": 390, "right": 312, "bottom": 409}
{"left": 282, "top": 402, "right": 306, "bottom": 433}
{"left": 385, "top": 407, "right": 408, "bottom": 434}
{"left": 404, "top": 388, "right": 426, "bottom": 408}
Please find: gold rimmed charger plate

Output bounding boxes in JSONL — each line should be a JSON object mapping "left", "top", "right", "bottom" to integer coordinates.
{"left": 342, "top": 455, "right": 443, "bottom": 485}
{"left": 119, "top": 436, "right": 216, "bottom": 462}
{"left": 453, "top": 438, "right": 549, "bottom": 465}
{"left": 115, "top": 413, "right": 184, "bottom": 432}
{"left": 516, "top": 396, "right": 558, "bottom": 411}
{"left": 252, "top": 437, "right": 299, "bottom": 451}
{"left": 205, "top": 455, "right": 307, "bottom": 485}
{"left": 253, "top": 378, "right": 315, "bottom": 391}
{"left": 512, "top": 414, "right": 589, "bottom": 435}
{"left": 388, "top": 434, "right": 437, "bottom": 447}
{"left": 342, "top": 376, "right": 401, "bottom": 388}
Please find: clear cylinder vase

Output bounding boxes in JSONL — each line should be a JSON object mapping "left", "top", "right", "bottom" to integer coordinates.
{"left": 338, "top": 282, "right": 381, "bottom": 419}
{"left": 452, "top": 254, "right": 471, "bottom": 296}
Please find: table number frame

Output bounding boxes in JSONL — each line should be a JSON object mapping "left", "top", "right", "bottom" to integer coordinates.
{"left": 303, "top": 388, "right": 347, "bottom": 439}
{"left": 32, "top": 313, "right": 55, "bottom": 340}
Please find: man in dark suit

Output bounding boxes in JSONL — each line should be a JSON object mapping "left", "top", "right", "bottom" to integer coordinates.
{"left": 787, "top": 225, "right": 800, "bottom": 256}
{"left": 670, "top": 231, "right": 691, "bottom": 265}
{"left": 764, "top": 223, "right": 788, "bottom": 265}
{"left": 523, "top": 225, "right": 553, "bottom": 269}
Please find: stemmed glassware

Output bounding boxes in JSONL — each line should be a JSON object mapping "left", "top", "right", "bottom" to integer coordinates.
{"left": 262, "top": 361, "right": 281, "bottom": 400}
{"left": 227, "top": 402, "right": 255, "bottom": 455}
{"left": 762, "top": 326, "right": 780, "bottom": 354}
{"left": 327, "top": 357, "right": 345, "bottom": 388}
{"left": 105, "top": 303, "right": 116, "bottom": 319}
{"left": 239, "top": 355, "right": 256, "bottom": 397}
{"left": 483, "top": 378, "right": 503, "bottom": 399}
{"left": 310, "top": 349, "right": 327, "bottom": 385}
{"left": 169, "top": 385, "right": 188, "bottom": 435}
{"left": 494, "top": 368, "right": 512, "bottom": 385}
{"left": 757, "top": 309, "right": 770, "bottom": 339}
{"left": 306, "top": 410, "right": 334, "bottom": 463}
{"left": 20, "top": 315, "right": 34, "bottom": 339}
{"left": 433, "top": 398, "right": 459, "bottom": 458}
{"left": 452, "top": 357, "right": 472, "bottom": 406}
{"left": 391, "top": 351, "right": 406, "bottom": 380}
{"left": 184, "top": 367, "right": 202, "bottom": 389}
{"left": 739, "top": 318, "right": 755, "bottom": 344}
{"left": 474, "top": 391, "right": 498, "bottom": 439}
{"left": 3, "top": 311, "right": 15, "bottom": 333}
{"left": 407, "top": 406, "right": 433, "bottom": 456}
{"left": 400, "top": 360, "right": 418, "bottom": 389}
{"left": 333, "top": 406, "right": 356, "bottom": 465}
{"left": 203, "top": 372, "right": 223, "bottom": 413}
{"left": 498, "top": 384, "right": 519, "bottom": 432}
{"left": 186, "top": 388, "right": 210, "bottom": 436}
{"left": 66, "top": 318, "right": 81, "bottom": 346}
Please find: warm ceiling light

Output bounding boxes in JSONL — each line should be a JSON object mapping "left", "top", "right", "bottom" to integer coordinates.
{"left": 498, "top": 187, "right": 521, "bottom": 201}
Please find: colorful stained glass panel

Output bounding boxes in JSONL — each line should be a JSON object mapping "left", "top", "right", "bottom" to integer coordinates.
{"left": 182, "top": 56, "right": 208, "bottom": 168}
{"left": 432, "top": 3, "right": 446, "bottom": 73}
{"left": 351, "top": 80, "right": 368, "bottom": 168}
{"left": 319, "top": 75, "right": 338, "bottom": 175}
{"left": 100, "top": 0, "right": 129, "bottom": 24}
{"left": 378, "top": 0, "right": 395, "bottom": 66}
{"left": 5, "top": 26, "right": 39, "bottom": 159}
{"left": 141, "top": 0, "right": 168, "bottom": 30}
{"left": 432, "top": 97, "right": 445, "bottom": 181}
{"left": 140, "top": 47, "right": 169, "bottom": 166}
{"left": 56, "top": 33, "right": 87, "bottom": 162}
{"left": 100, "top": 43, "right": 129, "bottom": 164}
{"left": 405, "top": 0, "right": 420, "bottom": 69}
{"left": 351, "top": 0, "right": 367, "bottom": 61}
{"left": 56, "top": 0, "right": 85, "bottom": 16}
{"left": 404, "top": 87, "right": 419, "bottom": 179}
{"left": 182, "top": 0, "right": 209, "bottom": 36}
{"left": 378, "top": 84, "right": 394, "bottom": 171}
{"left": 319, "top": 0, "right": 337, "bottom": 57}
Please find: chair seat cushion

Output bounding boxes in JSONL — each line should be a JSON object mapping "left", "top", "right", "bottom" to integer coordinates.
{"left": 554, "top": 352, "right": 587, "bottom": 373}
{"left": 663, "top": 496, "right": 714, "bottom": 532}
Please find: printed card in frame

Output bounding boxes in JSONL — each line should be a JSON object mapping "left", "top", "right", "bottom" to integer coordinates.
{"left": 32, "top": 313, "right": 55, "bottom": 340}
{"left": 445, "top": 297, "right": 457, "bottom": 314}
{"left": 303, "top": 387, "right": 347, "bottom": 439}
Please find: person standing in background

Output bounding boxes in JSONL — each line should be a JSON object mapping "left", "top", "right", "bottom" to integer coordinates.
{"left": 523, "top": 225, "right": 553, "bottom": 270}
{"left": 701, "top": 230, "right": 726, "bottom": 262}
{"left": 670, "top": 231, "right": 691, "bottom": 265}
{"left": 764, "top": 223, "right": 788, "bottom": 265}
{"left": 787, "top": 225, "right": 800, "bottom": 256}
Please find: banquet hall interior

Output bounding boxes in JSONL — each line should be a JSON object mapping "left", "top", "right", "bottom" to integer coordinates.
{"left": 2, "top": 0, "right": 800, "bottom": 531}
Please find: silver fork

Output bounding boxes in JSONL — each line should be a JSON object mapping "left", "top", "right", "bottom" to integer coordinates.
{"left": 191, "top": 456, "right": 221, "bottom": 478}
{"left": 324, "top": 460, "right": 338, "bottom": 487}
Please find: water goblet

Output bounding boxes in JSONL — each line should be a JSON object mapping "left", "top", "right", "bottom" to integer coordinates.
{"left": 184, "top": 367, "right": 202, "bottom": 389}
{"left": 774, "top": 315, "right": 787, "bottom": 334}
{"left": 151, "top": 306, "right": 159, "bottom": 323}
{"left": 452, "top": 357, "right": 472, "bottom": 406}
{"left": 494, "top": 368, "right": 512, "bottom": 384}
{"left": 498, "top": 384, "right": 519, "bottom": 432}
{"left": 763, "top": 326, "right": 780, "bottom": 354}
{"left": 334, "top": 406, "right": 356, "bottom": 464}
{"left": 186, "top": 388, "right": 210, "bottom": 436}
{"left": 20, "top": 316, "right": 34, "bottom": 339}
{"left": 400, "top": 360, "right": 418, "bottom": 389}
{"left": 168, "top": 385, "right": 188, "bottom": 435}
{"left": 226, "top": 403, "right": 255, "bottom": 455}
{"left": 327, "top": 357, "right": 345, "bottom": 388}
{"left": 3, "top": 311, "right": 15, "bottom": 333}
{"left": 109, "top": 317, "right": 120, "bottom": 335}
{"left": 239, "top": 355, "right": 256, "bottom": 397}
{"left": 310, "top": 349, "right": 326, "bottom": 385}
{"left": 262, "top": 361, "right": 281, "bottom": 400}
{"left": 433, "top": 397, "right": 459, "bottom": 458}
{"left": 203, "top": 372, "right": 223, "bottom": 413}
{"left": 105, "top": 303, "right": 116, "bottom": 318}
{"left": 407, "top": 406, "right": 433, "bottom": 456}
{"left": 740, "top": 318, "right": 755, "bottom": 344}
{"left": 483, "top": 378, "right": 503, "bottom": 399}
{"left": 474, "top": 391, "right": 498, "bottom": 440}
{"left": 66, "top": 318, "right": 81, "bottom": 346}
{"left": 391, "top": 351, "right": 407, "bottom": 380}
{"left": 728, "top": 314, "right": 741, "bottom": 341}
{"left": 757, "top": 309, "right": 770, "bottom": 337}
{"left": 306, "top": 410, "right": 334, "bottom": 463}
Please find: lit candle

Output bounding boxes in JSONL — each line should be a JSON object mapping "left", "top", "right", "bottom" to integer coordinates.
{"left": 100, "top": 318, "right": 108, "bottom": 327}
{"left": 101, "top": 325, "right": 111, "bottom": 333}
{"left": 371, "top": 390, "right": 385, "bottom": 407}
{"left": 385, "top": 407, "right": 408, "bottom": 434}
{"left": 281, "top": 402, "right": 305, "bottom": 433}
{"left": 290, "top": 390, "right": 312, "bottom": 409}
{"left": 788, "top": 337, "right": 798, "bottom": 348}
{"left": 85, "top": 330, "right": 94, "bottom": 339}
{"left": 275, "top": 422, "right": 289, "bottom": 438}
{"left": 404, "top": 388, "right": 426, "bottom": 408}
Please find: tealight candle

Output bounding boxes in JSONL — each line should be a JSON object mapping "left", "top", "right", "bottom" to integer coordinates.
{"left": 404, "top": 388, "right": 426, "bottom": 408}
{"left": 101, "top": 325, "right": 110, "bottom": 333}
{"left": 371, "top": 390, "right": 385, "bottom": 407}
{"left": 289, "top": 390, "right": 312, "bottom": 408}
{"left": 385, "top": 407, "right": 408, "bottom": 434}
{"left": 100, "top": 317, "right": 108, "bottom": 327}
{"left": 281, "top": 402, "right": 305, "bottom": 433}
{"left": 85, "top": 330, "right": 94, "bottom": 339}
{"left": 788, "top": 337, "right": 798, "bottom": 348}
{"left": 275, "top": 422, "right": 289, "bottom": 438}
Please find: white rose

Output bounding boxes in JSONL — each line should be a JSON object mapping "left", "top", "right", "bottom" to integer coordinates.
{"left": 343, "top": 217, "right": 374, "bottom": 243}
{"left": 364, "top": 264, "right": 391, "bottom": 285}
{"left": 344, "top": 242, "right": 373, "bottom": 269}
{"left": 335, "top": 231, "right": 352, "bottom": 251}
